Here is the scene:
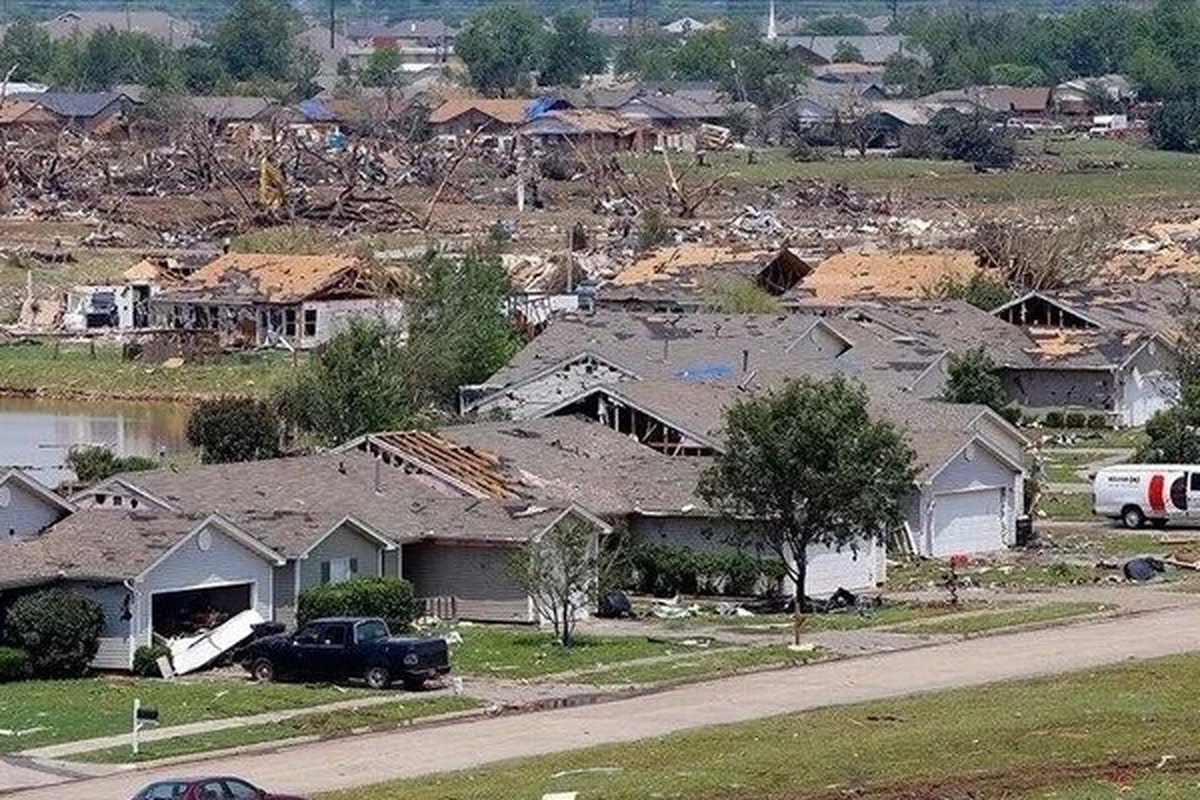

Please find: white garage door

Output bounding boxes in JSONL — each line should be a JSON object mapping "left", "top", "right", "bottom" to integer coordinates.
{"left": 931, "top": 489, "right": 1004, "bottom": 557}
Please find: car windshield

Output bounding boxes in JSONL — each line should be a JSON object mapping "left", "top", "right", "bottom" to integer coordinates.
{"left": 134, "top": 781, "right": 189, "bottom": 800}
{"left": 356, "top": 620, "right": 388, "bottom": 643}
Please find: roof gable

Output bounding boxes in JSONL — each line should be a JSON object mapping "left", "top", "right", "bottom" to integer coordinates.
{"left": 0, "top": 469, "right": 76, "bottom": 515}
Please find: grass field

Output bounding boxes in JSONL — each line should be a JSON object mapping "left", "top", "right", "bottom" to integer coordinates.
{"left": 579, "top": 644, "right": 819, "bottom": 686}
{"left": 886, "top": 556, "right": 1102, "bottom": 591}
{"left": 0, "top": 678, "right": 378, "bottom": 753}
{"left": 658, "top": 601, "right": 986, "bottom": 634}
{"left": 1041, "top": 451, "right": 1103, "bottom": 484}
{"left": 0, "top": 342, "right": 299, "bottom": 400}
{"left": 622, "top": 139, "right": 1200, "bottom": 208}
{"left": 318, "top": 653, "right": 1200, "bottom": 800}
{"left": 1038, "top": 490, "right": 1096, "bottom": 521}
{"left": 70, "top": 695, "right": 482, "bottom": 764}
{"left": 895, "top": 601, "right": 1111, "bottom": 636}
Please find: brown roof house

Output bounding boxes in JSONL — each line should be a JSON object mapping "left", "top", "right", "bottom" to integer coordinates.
{"left": 429, "top": 98, "right": 565, "bottom": 139}
{"left": 148, "top": 253, "right": 406, "bottom": 350}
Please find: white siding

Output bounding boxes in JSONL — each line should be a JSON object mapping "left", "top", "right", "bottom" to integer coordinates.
{"left": 1120, "top": 345, "right": 1177, "bottom": 427}
{"left": 475, "top": 357, "right": 631, "bottom": 419}
{"left": 0, "top": 479, "right": 68, "bottom": 541}
{"left": 134, "top": 522, "right": 275, "bottom": 648}
{"left": 73, "top": 583, "right": 134, "bottom": 671}
{"left": 299, "top": 298, "right": 406, "bottom": 349}
{"left": 920, "top": 441, "right": 1021, "bottom": 557}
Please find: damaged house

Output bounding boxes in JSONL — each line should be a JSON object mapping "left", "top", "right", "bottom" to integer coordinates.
{"left": 148, "top": 253, "right": 406, "bottom": 349}
{"left": 459, "top": 311, "right": 1026, "bottom": 559}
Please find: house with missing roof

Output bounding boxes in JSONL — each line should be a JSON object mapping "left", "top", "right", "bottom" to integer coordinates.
{"left": 844, "top": 290, "right": 1180, "bottom": 427}
{"left": 148, "top": 253, "right": 406, "bottom": 350}
{"left": 460, "top": 311, "right": 1027, "bottom": 559}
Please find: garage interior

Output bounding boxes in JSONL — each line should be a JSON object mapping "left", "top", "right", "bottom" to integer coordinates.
{"left": 151, "top": 583, "right": 252, "bottom": 638}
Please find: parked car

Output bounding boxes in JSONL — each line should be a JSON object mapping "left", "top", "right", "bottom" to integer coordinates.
{"left": 131, "top": 776, "right": 306, "bottom": 800}
{"left": 1092, "top": 463, "right": 1198, "bottom": 528}
{"left": 237, "top": 616, "right": 451, "bottom": 690}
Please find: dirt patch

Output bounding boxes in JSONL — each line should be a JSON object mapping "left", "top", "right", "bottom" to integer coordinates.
{"left": 773, "top": 755, "right": 1200, "bottom": 800}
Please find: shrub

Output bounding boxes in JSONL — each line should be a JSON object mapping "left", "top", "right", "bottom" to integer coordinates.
{"left": 1087, "top": 414, "right": 1110, "bottom": 430}
{"left": 133, "top": 644, "right": 172, "bottom": 677}
{"left": 1044, "top": 411, "right": 1065, "bottom": 428}
{"left": 998, "top": 406, "right": 1021, "bottom": 425}
{"left": 0, "top": 646, "right": 29, "bottom": 682}
{"left": 67, "top": 445, "right": 157, "bottom": 484}
{"left": 636, "top": 207, "right": 671, "bottom": 252}
{"left": 297, "top": 577, "right": 417, "bottom": 634}
{"left": 1065, "top": 411, "right": 1088, "bottom": 429}
{"left": 630, "top": 543, "right": 785, "bottom": 597}
{"left": 186, "top": 397, "right": 281, "bottom": 464}
{"left": 3, "top": 589, "right": 104, "bottom": 678}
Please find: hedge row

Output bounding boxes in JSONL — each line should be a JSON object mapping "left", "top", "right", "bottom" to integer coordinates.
{"left": 629, "top": 542, "right": 786, "bottom": 597}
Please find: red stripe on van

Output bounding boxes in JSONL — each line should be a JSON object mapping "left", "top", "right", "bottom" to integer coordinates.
{"left": 1150, "top": 474, "right": 1166, "bottom": 512}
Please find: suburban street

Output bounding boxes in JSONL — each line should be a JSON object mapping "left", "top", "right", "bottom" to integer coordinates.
{"left": 5, "top": 603, "right": 1200, "bottom": 799}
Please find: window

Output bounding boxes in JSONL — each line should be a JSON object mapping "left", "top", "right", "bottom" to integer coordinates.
{"left": 283, "top": 308, "right": 297, "bottom": 337}
{"left": 319, "top": 625, "right": 346, "bottom": 646}
{"left": 356, "top": 619, "right": 388, "bottom": 643}
{"left": 320, "top": 557, "right": 358, "bottom": 584}
{"left": 135, "top": 782, "right": 189, "bottom": 800}
{"left": 303, "top": 308, "right": 317, "bottom": 337}
{"left": 196, "top": 782, "right": 224, "bottom": 800}
{"left": 223, "top": 780, "right": 260, "bottom": 800}
{"left": 113, "top": 495, "right": 123, "bottom": 507}
{"left": 1191, "top": 473, "right": 1200, "bottom": 492}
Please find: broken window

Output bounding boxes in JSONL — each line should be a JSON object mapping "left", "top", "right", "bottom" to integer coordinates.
{"left": 284, "top": 308, "right": 297, "bottom": 338}
{"left": 303, "top": 308, "right": 317, "bottom": 337}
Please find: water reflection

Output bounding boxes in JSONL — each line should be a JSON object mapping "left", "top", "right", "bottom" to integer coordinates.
{"left": 0, "top": 397, "right": 193, "bottom": 487}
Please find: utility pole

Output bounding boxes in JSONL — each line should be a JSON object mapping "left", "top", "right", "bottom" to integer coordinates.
{"left": 891, "top": 0, "right": 899, "bottom": 24}
{"left": 329, "top": 0, "right": 336, "bottom": 50}
{"left": 125, "top": 0, "right": 132, "bottom": 33}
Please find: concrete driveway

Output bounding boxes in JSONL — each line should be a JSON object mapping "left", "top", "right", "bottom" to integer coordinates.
{"left": 5, "top": 603, "right": 1200, "bottom": 799}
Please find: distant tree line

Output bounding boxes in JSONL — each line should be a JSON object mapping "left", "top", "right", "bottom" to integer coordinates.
{"left": 0, "top": 0, "right": 316, "bottom": 98}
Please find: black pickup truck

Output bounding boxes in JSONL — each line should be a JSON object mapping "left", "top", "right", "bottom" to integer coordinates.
{"left": 239, "top": 617, "right": 450, "bottom": 690}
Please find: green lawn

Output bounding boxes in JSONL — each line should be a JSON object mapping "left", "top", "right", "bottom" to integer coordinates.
{"left": 579, "top": 644, "right": 820, "bottom": 686}
{"left": 70, "top": 695, "right": 482, "bottom": 764}
{"left": 1041, "top": 451, "right": 1104, "bottom": 484}
{"left": 445, "top": 626, "right": 718, "bottom": 680}
{"left": 620, "top": 141, "right": 1200, "bottom": 208}
{"left": 318, "top": 653, "right": 1200, "bottom": 800}
{"left": 1038, "top": 491, "right": 1096, "bottom": 522}
{"left": 895, "top": 602, "right": 1112, "bottom": 636}
{"left": 0, "top": 677, "right": 376, "bottom": 752}
{"left": 0, "top": 342, "right": 300, "bottom": 400}
{"left": 1049, "top": 531, "right": 1173, "bottom": 558}
{"left": 660, "top": 601, "right": 989, "bottom": 634}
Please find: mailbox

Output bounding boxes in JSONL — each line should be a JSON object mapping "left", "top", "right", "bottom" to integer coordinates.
{"left": 135, "top": 705, "right": 159, "bottom": 722}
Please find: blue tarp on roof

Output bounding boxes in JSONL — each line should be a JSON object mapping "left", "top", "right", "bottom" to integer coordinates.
{"left": 298, "top": 99, "right": 335, "bottom": 122}
{"left": 675, "top": 364, "right": 733, "bottom": 382}
{"left": 524, "top": 95, "right": 558, "bottom": 122}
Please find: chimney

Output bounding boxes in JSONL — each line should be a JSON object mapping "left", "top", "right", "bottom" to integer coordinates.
{"left": 742, "top": 349, "right": 750, "bottom": 373}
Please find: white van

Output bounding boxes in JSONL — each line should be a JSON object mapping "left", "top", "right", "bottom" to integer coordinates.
{"left": 1092, "top": 464, "right": 1200, "bottom": 528}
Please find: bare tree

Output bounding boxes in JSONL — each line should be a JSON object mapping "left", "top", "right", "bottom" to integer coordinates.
{"left": 509, "top": 515, "right": 613, "bottom": 646}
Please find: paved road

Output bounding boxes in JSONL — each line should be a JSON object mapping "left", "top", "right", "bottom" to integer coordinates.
{"left": 5, "top": 604, "right": 1200, "bottom": 799}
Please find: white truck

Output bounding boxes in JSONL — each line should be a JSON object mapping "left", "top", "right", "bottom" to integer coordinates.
{"left": 1092, "top": 464, "right": 1200, "bottom": 529}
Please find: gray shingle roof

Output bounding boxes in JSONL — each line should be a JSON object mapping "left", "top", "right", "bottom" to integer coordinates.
{"left": 10, "top": 92, "right": 129, "bottom": 119}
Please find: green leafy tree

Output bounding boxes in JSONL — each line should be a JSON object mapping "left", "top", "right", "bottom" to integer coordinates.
{"left": 615, "top": 30, "right": 677, "bottom": 80}
{"left": 0, "top": 17, "right": 54, "bottom": 82}
{"left": 275, "top": 317, "right": 417, "bottom": 446}
{"left": 698, "top": 376, "right": 917, "bottom": 614}
{"left": 541, "top": 9, "right": 609, "bottom": 87}
{"left": 731, "top": 40, "right": 808, "bottom": 110}
{"left": 360, "top": 46, "right": 406, "bottom": 89}
{"left": 988, "top": 63, "right": 1046, "bottom": 87}
{"left": 455, "top": 4, "right": 544, "bottom": 96}
{"left": 1150, "top": 100, "right": 1200, "bottom": 152}
{"left": 926, "top": 271, "right": 1014, "bottom": 311}
{"left": 214, "top": 0, "right": 306, "bottom": 84}
{"left": 405, "top": 252, "right": 523, "bottom": 405}
{"left": 673, "top": 26, "right": 734, "bottom": 82}
{"left": 883, "top": 54, "right": 930, "bottom": 97}
{"left": 1138, "top": 385, "right": 1200, "bottom": 462}
{"left": 509, "top": 516, "right": 612, "bottom": 646}
{"left": 186, "top": 397, "right": 282, "bottom": 464}
{"left": 832, "top": 40, "right": 864, "bottom": 63}
{"left": 176, "top": 45, "right": 233, "bottom": 94}
{"left": 4, "top": 588, "right": 104, "bottom": 679}
{"left": 66, "top": 445, "right": 157, "bottom": 485}
{"left": 297, "top": 576, "right": 417, "bottom": 635}
{"left": 944, "top": 347, "right": 1012, "bottom": 415}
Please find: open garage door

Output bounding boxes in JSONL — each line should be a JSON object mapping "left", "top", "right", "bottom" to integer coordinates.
{"left": 931, "top": 489, "right": 1004, "bottom": 557}
{"left": 151, "top": 583, "right": 253, "bottom": 640}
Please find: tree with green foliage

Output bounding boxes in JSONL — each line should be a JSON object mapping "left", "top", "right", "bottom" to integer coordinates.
{"left": 214, "top": 0, "right": 307, "bottom": 85}
{"left": 673, "top": 26, "right": 733, "bottom": 82}
{"left": 928, "top": 110, "right": 1016, "bottom": 169}
{"left": 509, "top": 516, "right": 612, "bottom": 646}
{"left": 615, "top": 30, "right": 677, "bottom": 81}
{"left": 698, "top": 376, "right": 917, "bottom": 615}
{"left": 988, "top": 63, "right": 1046, "bottom": 87}
{"left": 1150, "top": 100, "right": 1200, "bottom": 152}
{"left": 405, "top": 252, "right": 523, "bottom": 405}
{"left": 541, "top": 9, "right": 609, "bottom": 88}
{"left": 297, "top": 576, "right": 417, "bottom": 635}
{"left": 66, "top": 445, "right": 157, "bottom": 485}
{"left": 275, "top": 317, "right": 416, "bottom": 446}
{"left": 455, "top": 4, "right": 544, "bottom": 96}
{"left": 706, "top": 280, "right": 783, "bottom": 313}
{"left": 360, "top": 46, "right": 406, "bottom": 89}
{"left": 944, "top": 347, "right": 1012, "bottom": 416}
{"left": 0, "top": 18, "right": 53, "bottom": 82}
{"left": 832, "top": 41, "right": 864, "bottom": 63}
{"left": 926, "top": 270, "right": 1014, "bottom": 311}
{"left": 186, "top": 397, "right": 282, "bottom": 464}
{"left": 1138, "top": 385, "right": 1200, "bottom": 463}
{"left": 4, "top": 588, "right": 104, "bottom": 679}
